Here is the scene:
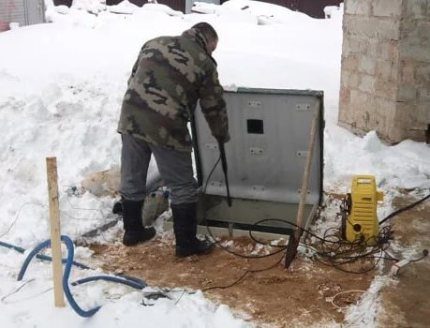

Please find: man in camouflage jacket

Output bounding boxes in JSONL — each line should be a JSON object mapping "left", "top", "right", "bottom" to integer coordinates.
{"left": 117, "top": 23, "right": 229, "bottom": 257}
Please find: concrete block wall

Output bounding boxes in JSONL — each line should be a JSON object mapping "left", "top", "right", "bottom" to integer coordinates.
{"left": 0, "top": 0, "right": 45, "bottom": 32}
{"left": 398, "top": 0, "right": 430, "bottom": 139}
{"left": 339, "top": 0, "right": 430, "bottom": 143}
{"left": 0, "top": 0, "right": 26, "bottom": 31}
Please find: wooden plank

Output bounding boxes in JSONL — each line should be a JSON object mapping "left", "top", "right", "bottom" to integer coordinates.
{"left": 46, "top": 157, "right": 66, "bottom": 307}
{"left": 285, "top": 108, "right": 320, "bottom": 268}
{"left": 295, "top": 109, "right": 319, "bottom": 240}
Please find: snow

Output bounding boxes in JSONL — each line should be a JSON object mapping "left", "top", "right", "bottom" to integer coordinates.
{"left": 0, "top": 0, "right": 429, "bottom": 327}
{"left": 343, "top": 276, "right": 393, "bottom": 327}
{"left": 325, "top": 129, "right": 430, "bottom": 192}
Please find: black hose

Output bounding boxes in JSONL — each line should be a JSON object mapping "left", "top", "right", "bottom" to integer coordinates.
{"left": 218, "top": 141, "right": 232, "bottom": 207}
{"left": 380, "top": 191, "right": 430, "bottom": 225}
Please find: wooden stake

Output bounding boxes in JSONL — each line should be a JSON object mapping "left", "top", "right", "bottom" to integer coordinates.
{"left": 46, "top": 157, "right": 66, "bottom": 307}
{"left": 285, "top": 109, "right": 320, "bottom": 268}
{"left": 294, "top": 109, "right": 319, "bottom": 241}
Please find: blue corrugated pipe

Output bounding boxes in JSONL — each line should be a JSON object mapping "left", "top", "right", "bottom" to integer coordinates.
{"left": 1, "top": 236, "right": 147, "bottom": 317}
{"left": 0, "top": 239, "right": 90, "bottom": 270}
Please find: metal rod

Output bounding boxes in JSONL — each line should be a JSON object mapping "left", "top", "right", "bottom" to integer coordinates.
{"left": 218, "top": 141, "right": 232, "bottom": 207}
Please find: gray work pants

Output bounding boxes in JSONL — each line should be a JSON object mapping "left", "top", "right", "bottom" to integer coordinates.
{"left": 120, "top": 134, "right": 198, "bottom": 205}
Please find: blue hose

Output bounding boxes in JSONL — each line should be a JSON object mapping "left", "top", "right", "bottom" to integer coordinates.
{"left": 7, "top": 236, "right": 146, "bottom": 317}
{"left": 2, "top": 239, "right": 145, "bottom": 282}
{"left": 1, "top": 239, "right": 90, "bottom": 270}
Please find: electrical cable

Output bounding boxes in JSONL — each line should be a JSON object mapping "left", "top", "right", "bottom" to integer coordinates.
{"left": 379, "top": 191, "right": 430, "bottom": 225}
{"left": 202, "top": 155, "right": 287, "bottom": 259}
{"left": 1, "top": 279, "right": 36, "bottom": 303}
{"left": 0, "top": 203, "right": 46, "bottom": 239}
{"left": 203, "top": 156, "right": 221, "bottom": 193}
{"left": 209, "top": 214, "right": 396, "bottom": 273}
{"left": 1, "top": 238, "right": 191, "bottom": 310}
{"left": 203, "top": 255, "right": 284, "bottom": 291}
{"left": 330, "top": 289, "right": 366, "bottom": 309}
{"left": 16, "top": 235, "right": 147, "bottom": 317}
{"left": 2, "top": 285, "right": 53, "bottom": 304}
{"left": 390, "top": 249, "right": 429, "bottom": 276}
{"left": 0, "top": 239, "right": 90, "bottom": 270}
{"left": 201, "top": 155, "right": 395, "bottom": 273}
{"left": 198, "top": 156, "right": 288, "bottom": 288}
{"left": 204, "top": 216, "right": 288, "bottom": 259}
{"left": 410, "top": 249, "right": 429, "bottom": 262}
{"left": 62, "top": 195, "right": 116, "bottom": 244}
{"left": 201, "top": 150, "right": 429, "bottom": 275}
{"left": 0, "top": 238, "right": 145, "bottom": 285}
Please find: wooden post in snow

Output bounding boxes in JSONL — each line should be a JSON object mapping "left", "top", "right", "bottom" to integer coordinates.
{"left": 46, "top": 157, "right": 66, "bottom": 307}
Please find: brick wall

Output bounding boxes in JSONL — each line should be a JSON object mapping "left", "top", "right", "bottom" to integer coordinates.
{"left": 339, "top": 0, "right": 430, "bottom": 143}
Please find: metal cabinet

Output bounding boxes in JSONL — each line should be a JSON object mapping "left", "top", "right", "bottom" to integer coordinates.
{"left": 193, "top": 88, "right": 324, "bottom": 234}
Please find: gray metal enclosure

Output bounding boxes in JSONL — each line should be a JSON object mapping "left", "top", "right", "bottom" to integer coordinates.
{"left": 193, "top": 88, "right": 324, "bottom": 234}
{"left": 0, "top": 0, "right": 45, "bottom": 31}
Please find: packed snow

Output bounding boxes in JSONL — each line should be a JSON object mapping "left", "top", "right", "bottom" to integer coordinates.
{"left": 0, "top": 0, "right": 429, "bottom": 327}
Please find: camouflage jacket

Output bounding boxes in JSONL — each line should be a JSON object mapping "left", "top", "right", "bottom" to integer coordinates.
{"left": 117, "top": 28, "right": 229, "bottom": 152}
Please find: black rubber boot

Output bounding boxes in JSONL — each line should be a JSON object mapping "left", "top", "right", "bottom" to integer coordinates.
{"left": 172, "top": 202, "right": 214, "bottom": 257}
{"left": 122, "top": 199, "right": 156, "bottom": 246}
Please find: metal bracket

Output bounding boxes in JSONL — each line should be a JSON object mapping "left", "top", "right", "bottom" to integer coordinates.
{"left": 296, "top": 103, "right": 311, "bottom": 111}
{"left": 248, "top": 100, "right": 262, "bottom": 108}
{"left": 296, "top": 150, "right": 310, "bottom": 158}
{"left": 205, "top": 143, "right": 218, "bottom": 151}
{"left": 252, "top": 185, "right": 265, "bottom": 192}
{"left": 250, "top": 147, "right": 264, "bottom": 155}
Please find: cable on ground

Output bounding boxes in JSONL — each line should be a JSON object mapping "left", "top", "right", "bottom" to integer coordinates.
{"left": 201, "top": 157, "right": 430, "bottom": 276}
{"left": 1, "top": 236, "right": 147, "bottom": 317}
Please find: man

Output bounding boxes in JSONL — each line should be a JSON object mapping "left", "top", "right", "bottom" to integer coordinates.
{"left": 117, "top": 22, "right": 229, "bottom": 257}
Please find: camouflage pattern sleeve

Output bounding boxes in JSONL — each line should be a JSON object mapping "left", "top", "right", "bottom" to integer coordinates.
{"left": 198, "top": 64, "right": 229, "bottom": 142}
{"left": 127, "top": 44, "right": 146, "bottom": 85}
{"left": 127, "top": 58, "right": 139, "bottom": 85}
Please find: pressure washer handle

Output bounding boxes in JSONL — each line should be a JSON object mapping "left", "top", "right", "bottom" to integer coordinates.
{"left": 218, "top": 141, "right": 232, "bottom": 207}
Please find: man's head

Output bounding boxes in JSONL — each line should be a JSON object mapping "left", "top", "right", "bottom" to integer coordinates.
{"left": 192, "top": 22, "right": 218, "bottom": 54}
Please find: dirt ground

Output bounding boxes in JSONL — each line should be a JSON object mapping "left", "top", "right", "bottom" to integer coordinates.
{"left": 89, "top": 235, "right": 374, "bottom": 327}
{"left": 87, "top": 193, "right": 430, "bottom": 327}
{"left": 377, "top": 195, "right": 430, "bottom": 328}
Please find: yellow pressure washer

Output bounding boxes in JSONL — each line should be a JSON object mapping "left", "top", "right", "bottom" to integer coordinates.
{"left": 340, "top": 175, "right": 384, "bottom": 244}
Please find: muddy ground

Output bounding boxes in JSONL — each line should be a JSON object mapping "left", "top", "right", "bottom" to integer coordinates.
{"left": 89, "top": 238, "right": 374, "bottom": 327}
{"left": 377, "top": 194, "right": 430, "bottom": 328}
{"left": 88, "top": 229, "right": 375, "bottom": 325}
{"left": 87, "top": 193, "right": 429, "bottom": 327}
